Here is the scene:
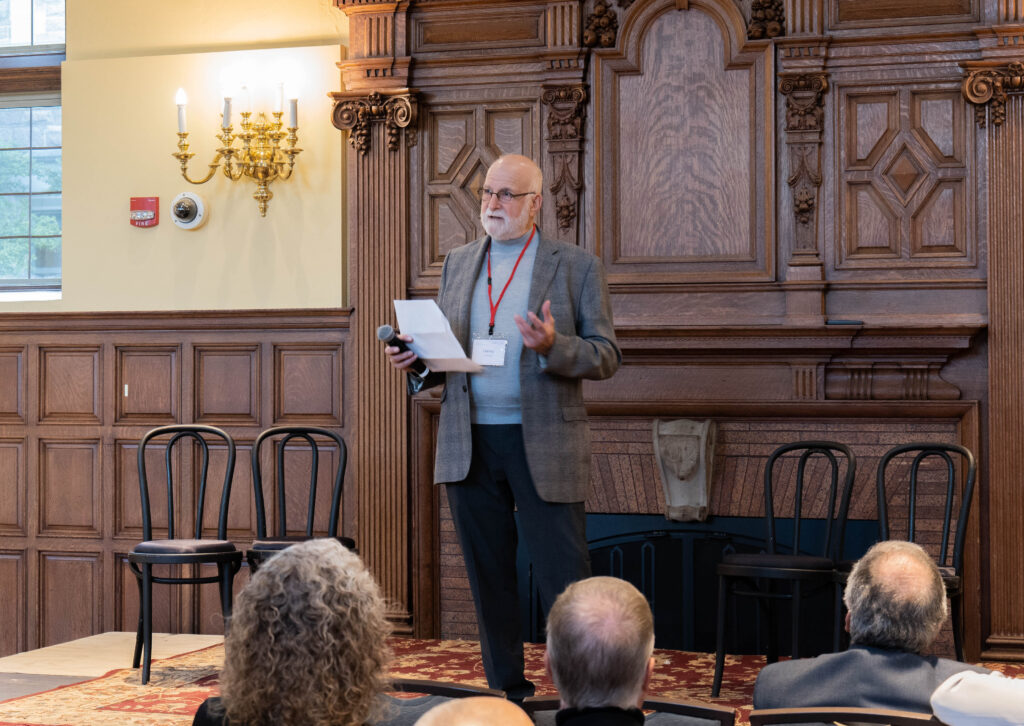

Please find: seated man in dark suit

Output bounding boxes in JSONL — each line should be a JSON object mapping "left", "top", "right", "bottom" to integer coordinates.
{"left": 753, "top": 540, "right": 991, "bottom": 713}
{"left": 545, "top": 576, "right": 711, "bottom": 725}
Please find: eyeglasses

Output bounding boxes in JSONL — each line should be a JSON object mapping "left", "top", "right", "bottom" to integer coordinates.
{"left": 478, "top": 188, "right": 536, "bottom": 204}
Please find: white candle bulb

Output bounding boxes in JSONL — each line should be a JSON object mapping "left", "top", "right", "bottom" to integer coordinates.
{"left": 242, "top": 85, "right": 252, "bottom": 114}
{"left": 222, "top": 97, "right": 232, "bottom": 129}
{"left": 288, "top": 98, "right": 298, "bottom": 128}
{"left": 175, "top": 88, "right": 188, "bottom": 134}
{"left": 275, "top": 83, "right": 284, "bottom": 114}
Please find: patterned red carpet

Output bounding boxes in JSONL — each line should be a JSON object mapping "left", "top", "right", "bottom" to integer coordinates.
{"left": 0, "top": 638, "right": 1021, "bottom": 726}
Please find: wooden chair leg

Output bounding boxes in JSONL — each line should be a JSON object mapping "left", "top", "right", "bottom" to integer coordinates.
{"left": 140, "top": 564, "right": 153, "bottom": 685}
{"left": 712, "top": 573, "right": 728, "bottom": 697}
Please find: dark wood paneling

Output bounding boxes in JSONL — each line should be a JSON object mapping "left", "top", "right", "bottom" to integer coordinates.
{"left": 837, "top": 85, "right": 974, "bottom": 272}
{"left": 0, "top": 348, "right": 24, "bottom": 423}
{"left": 38, "top": 439, "right": 101, "bottom": 537}
{"left": 115, "top": 346, "right": 179, "bottom": 424}
{"left": 273, "top": 345, "right": 342, "bottom": 425}
{"left": 833, "top": 0, "right": 976, "bottom": 26}
{"left": 0, "top": 551, "right": 26, "bottom": 656}
{"left": 194, "top": 346, "right": 260, "bottom": 425}
{"left": 38, "top": 551, "right": 101, "bottom": 647}
{"left": 38, "top": 347, "right": 102, "bottom": 424}
{"left": 0, "top": 309, "right": 349, "bottom": 654}
{"left": 0, "top": 439, "right": 25, "bottom": 534}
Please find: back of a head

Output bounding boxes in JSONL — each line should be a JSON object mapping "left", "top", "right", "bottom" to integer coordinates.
{"left": 546, "top": 576, "right": 654, "bottom": 710}
{"left": 414, "top": 696, "right": 533, "bottom": 726}
{"left": 844, "top": 540, "right": 948, "bottom": 653}
{"left": 219, "top": 539, "right": 391, "bottom": 726}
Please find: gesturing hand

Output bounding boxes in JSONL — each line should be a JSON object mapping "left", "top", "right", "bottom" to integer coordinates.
{"left": 514, "top": 299, "right": 556, "bottom": 356}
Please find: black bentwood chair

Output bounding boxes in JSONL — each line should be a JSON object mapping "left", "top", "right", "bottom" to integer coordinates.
{"left": 245, "top": 426, "right": 353, "bottom": 571}
{"left": 877, "top": 442, "right": 976, "bottom": 661}
{"left": 712, "top": 441, "right": 856, "bottom": 697}
{"left": 128, "top": 424, "right": 242, "bottom": 685}
{"left": 749, "top": 707, "right": 941, "bottom": 726}
{"left": 523, "top": 694, "right": 736, "bottom": 726}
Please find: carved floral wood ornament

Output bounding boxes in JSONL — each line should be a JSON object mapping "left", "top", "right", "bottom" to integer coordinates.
{"left": 332, "top": 92, "right": 418, "bottom": 154}
{"left": 748, "top": 0, "right": 784, "bottom": 39}
{"left": 780, "top": 74, "right": 828, "bottom": 234}
{"left": 584, "top": 0, "right": 619, "bottom": 47}
{"left": 542, "top": 85, "right": 588, "bottom": 232}
{"left": 963, "top": 61, "right": 1024, "bottom": 127}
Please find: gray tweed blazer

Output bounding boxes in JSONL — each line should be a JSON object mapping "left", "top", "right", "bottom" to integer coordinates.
{"left": 415, "top": 231, "right": 620, "bottom": 503}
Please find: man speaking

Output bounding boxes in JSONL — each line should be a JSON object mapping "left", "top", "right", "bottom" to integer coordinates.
{"left": 385, "top": 154, "right": 620, "bottom": 699}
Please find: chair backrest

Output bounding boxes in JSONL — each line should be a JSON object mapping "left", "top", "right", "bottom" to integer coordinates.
{"left": 749, "top": 706, "right": 941, "bottom": 726}
{"left": 251, "top": 425, "right": 348, "bottom": 539}
{"left": 389, "top": 677, "right": 506, "bottom": 698}
{"left": 876, "top": 443, "right": 976, "bottom": 572}
{"left": 137, "top": 424, "right": 236, "bottom": 541}
{"left": 522, "top": 694, "right": 734, "bottom": 726}
{"left": 764, "top": 441, "right": 857, "bottom": 560}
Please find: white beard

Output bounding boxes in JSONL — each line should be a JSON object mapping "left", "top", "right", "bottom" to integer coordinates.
{"left": 481, "top": 203, "right": 532, "bottom": 240}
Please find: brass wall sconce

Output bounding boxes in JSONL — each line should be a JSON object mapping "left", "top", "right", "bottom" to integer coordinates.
{"left": 172, "top": 87, "right": 302, "bottom": 217}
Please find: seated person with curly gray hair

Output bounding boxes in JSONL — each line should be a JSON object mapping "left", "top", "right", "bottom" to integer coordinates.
{"left": 753, "top": 539, "right": 991, "bottom": 713}
{"left": 193, "top": 539, "right": 444, "bottom": 726}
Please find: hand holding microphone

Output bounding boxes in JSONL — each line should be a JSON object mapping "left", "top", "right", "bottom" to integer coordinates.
{"left": 378, "top": 324, "right": 428, "bottom": 375}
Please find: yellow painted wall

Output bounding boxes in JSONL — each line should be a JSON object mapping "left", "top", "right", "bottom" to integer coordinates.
{"left": 0, "top": 1, "right": 349, "bottom": 312}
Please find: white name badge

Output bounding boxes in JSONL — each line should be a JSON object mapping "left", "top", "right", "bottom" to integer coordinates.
{"left": 472, "top": 337, "right": 507, "bottom": 366}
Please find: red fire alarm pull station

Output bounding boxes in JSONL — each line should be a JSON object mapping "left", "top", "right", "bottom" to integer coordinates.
{"left": 130, "top": 197, "right": 159, "bottom": 227}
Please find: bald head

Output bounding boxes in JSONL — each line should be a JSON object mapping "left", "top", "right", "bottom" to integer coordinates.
{"left": 414, "top": 696, "right": 532, "bottom": 726}
{"left": 546, "top": 577, "right": 655, "bottom": 710}
{"left": 844, "top": 540, "right": 948, "bottom": 653}
{"left": 480, "top": 154, "right": 544, "bottom": 240}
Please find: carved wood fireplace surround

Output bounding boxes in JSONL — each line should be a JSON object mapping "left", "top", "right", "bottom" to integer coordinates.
{"left": 4, "top": 0, "right": 1024, "bottom": 663}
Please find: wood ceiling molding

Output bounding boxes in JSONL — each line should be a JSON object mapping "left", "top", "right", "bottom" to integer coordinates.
{"left": 962, "top": 61, "right": 1024, "bottom": 127}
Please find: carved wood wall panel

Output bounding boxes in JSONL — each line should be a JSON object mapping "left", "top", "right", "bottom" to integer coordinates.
{"left": 38, "top": 551, "right": 101, "bottom": 647}
{"left": 593, "top": 0, "right": 773, "bottom": 282}
{"left": 0, "top": 440, "right": 24, "bottom": 534}
{"left": 38, "top": 439, "right": 101, "bottom": 537}
{"left": 0, "top": 309, "right": 349, "bottom": 656}
{"left": 836, "top": 85, "right": 975, "bottom": 273}
{"left": 0, "top": 348, "right": 24, "bottom": 422}
{"left": 830, "top": 0, "right": 978, "bottom": 29}
{"left": 115, "top": 347, "right": 179, "bottom": 424}
{"left": 39, "top": 347, "right": 101, "bottom": 424}
{"left": 0, "top": 553, "right": 25, "bottom": 654}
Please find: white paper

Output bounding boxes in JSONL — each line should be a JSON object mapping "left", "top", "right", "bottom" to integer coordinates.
{"left": 394, "top": 300, "right": 482, "bottom": 373}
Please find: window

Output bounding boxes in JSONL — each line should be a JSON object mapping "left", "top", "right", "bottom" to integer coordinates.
{"left": 0, "top": 0, "right": 64, "bottom": 49}
{"left": 0, "top": 0, "right": 63, "bottom": 292}
{"left": 0, "top": 98, "right": 60, "bottom": 286}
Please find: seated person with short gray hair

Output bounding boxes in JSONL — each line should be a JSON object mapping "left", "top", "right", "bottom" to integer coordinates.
{"left": 753, "top": 540, "right": 990, "bottom": 713}
{"left": 544, "top": 576, "right": 711, "bottom": 725}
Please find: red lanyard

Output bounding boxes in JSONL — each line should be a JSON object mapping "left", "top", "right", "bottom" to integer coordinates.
{"left": 487, "top": 226, "right": 536, "bottom": 336}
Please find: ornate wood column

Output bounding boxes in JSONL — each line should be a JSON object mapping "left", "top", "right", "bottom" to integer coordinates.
{"left": 331, "top": 0, "right": 418, "bottom": 629}
{"left": 778, "top": 0, "right": 829, "bottom": 324}
{"left": 964, "top": 60, "right": 1024, "bottom": 660}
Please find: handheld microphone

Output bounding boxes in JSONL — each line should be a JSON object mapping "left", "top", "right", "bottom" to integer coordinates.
{"left": 377, "top": 324, "right": 428, "bottom": 375}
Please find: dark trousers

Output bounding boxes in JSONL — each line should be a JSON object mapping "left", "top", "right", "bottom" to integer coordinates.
{"left": 445, "top": 424, "right": 591, "bottom": 699}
